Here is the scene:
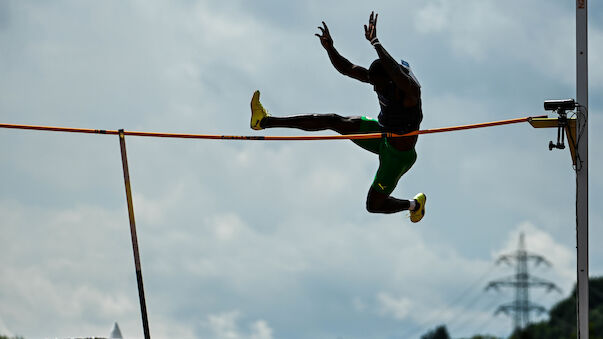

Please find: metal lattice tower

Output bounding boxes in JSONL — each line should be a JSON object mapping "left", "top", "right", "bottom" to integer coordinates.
{"left": 486, "top": 233, "right": 561, "bottom": 332}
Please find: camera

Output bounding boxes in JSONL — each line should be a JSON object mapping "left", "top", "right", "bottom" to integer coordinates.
{"left": 544, "top": 99, "right": 576, "bottom": 112}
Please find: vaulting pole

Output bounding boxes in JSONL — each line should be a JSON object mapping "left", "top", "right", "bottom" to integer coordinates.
{"left": 118, "top": 129, "right": 151, "bottom": 339}
{"left": 575, "top": 1, "right": 589, "bottom": 338}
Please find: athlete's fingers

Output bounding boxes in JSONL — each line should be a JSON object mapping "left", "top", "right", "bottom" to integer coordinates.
{"left": 322, "top": 21, "right": 329, "bottom": 33}
{"left": 374, "top": 13, "right": 378, "bottom": 26}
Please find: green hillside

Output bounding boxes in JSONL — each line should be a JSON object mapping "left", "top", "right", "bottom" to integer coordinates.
{"left": 511, "top": 276, "right": 603, "bottom": 339}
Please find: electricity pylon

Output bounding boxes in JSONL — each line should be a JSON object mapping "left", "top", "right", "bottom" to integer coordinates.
{"left": 486, "top": 233, "right": 561, "bottom": 332}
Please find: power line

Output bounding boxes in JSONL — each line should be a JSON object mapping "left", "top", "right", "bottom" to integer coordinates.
{"left": 450, "top": 291, "right": 504, "bottom": 337}
{"left": 399, "top": 264, "right": 498, "bottom": 338}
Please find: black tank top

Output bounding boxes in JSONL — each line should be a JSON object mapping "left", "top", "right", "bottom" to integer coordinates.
{"left": 376, "top": 85, "right": 422, "bottom": 134}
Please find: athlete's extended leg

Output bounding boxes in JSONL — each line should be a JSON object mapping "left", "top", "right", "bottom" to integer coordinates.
{"left": 262, "top": 114, "right": 363, "bottom": 134}
{"left": 250, "top": 90, "right": 363, "bottom": 134}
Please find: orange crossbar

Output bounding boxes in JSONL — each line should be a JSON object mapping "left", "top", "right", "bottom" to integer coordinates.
{"left": 0, "top": 116, "right": 545, "bottom": 141}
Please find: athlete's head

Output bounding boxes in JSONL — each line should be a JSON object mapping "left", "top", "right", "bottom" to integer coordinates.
{"left": 368, "top": 59, "right": 391, "bottom": 90}
{"left": 368, "top": 58, "right": 421, "bottom": 91}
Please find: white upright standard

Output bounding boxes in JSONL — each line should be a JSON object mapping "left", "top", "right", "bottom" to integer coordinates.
{"left": 575, "top": 0, "right": 589, "bottom": 338}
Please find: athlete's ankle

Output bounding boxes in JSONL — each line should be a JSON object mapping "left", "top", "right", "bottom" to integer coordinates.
{"left": 260, "top": 116, "right": 271, "bottom": 128}
{"left": 409, "top": 199, "right": 417, "bottom": 211}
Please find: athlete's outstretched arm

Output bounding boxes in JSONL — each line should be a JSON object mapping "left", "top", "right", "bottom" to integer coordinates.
{"left": 315, "top": 21, "right": 370, "bottom": 83}
{"left": 364, "top": 12, "right": 420, "bottom": 104}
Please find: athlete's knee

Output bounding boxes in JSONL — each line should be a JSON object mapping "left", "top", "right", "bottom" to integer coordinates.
{"left": 306, "top": 113, "right": 344, "bottom": 128}
{"left": 366, "top": 199, "right": 379, "bottom": 213}
{"left": 331, "top": 115, "right": 361, "bottom": 134}
{"left": 366, "top": 191, "right": 387, "bottom": 213}
{"left": 317, "top": 113, "right": 344, "bottom": 123}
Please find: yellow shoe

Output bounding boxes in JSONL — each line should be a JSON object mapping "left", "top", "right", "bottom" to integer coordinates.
{"left": 250, "top": 90, "right": 270, "bottom": 130}
{"left": 410, "top": 193, "right": 426, "bottom": 223}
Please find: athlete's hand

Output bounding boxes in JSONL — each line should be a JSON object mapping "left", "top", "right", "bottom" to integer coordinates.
{"left": 364, "top": 11, "right": 378, "bottom": 42}
{"left": 315, "top": 21, "right": 333, "bottom": 49}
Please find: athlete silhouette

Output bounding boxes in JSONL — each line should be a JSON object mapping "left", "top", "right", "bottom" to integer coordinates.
{"left": 250, "top": 12, "right": 426, "bottom": 222}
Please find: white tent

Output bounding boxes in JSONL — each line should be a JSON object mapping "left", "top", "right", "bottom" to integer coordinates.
{"left": 109, "top": 322, "right": 123, "bottom": 339}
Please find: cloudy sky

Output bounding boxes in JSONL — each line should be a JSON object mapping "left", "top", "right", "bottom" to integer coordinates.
{"left": 1, "top": 1, "right": 602, "bottom": 338}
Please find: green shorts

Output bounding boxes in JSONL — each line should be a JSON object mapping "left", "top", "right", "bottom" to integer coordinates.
{"left": 352, "top": 116, "right": 417, "bottom": 195}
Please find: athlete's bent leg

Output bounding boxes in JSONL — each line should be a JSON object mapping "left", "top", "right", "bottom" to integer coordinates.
{"left": 365, "top": 187, "right": 412, "bottom": 214}
{"left": 364, "top": 138, "right": 420, "bottom": 214}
